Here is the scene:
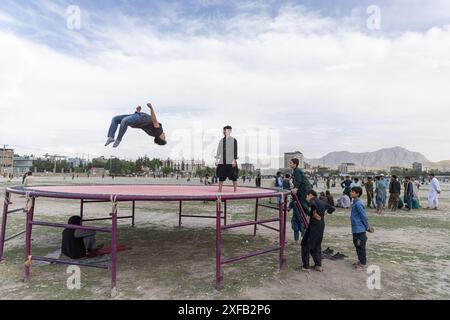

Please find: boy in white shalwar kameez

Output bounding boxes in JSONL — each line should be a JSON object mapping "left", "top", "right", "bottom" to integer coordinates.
{"left": 427, "top": 173, "right": 441, "bottom": 210}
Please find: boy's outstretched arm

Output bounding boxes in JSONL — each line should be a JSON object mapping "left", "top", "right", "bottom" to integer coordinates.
{"left": 147, "top": 103, "right": 160, "bottom": 128}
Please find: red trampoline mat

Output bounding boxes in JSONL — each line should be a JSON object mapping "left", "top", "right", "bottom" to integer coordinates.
{"left": 21, "top": 185, "right": 281, "bottom": 199}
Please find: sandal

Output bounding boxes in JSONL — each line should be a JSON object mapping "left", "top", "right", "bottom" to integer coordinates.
{"left": 314, "top": 266, "right": 323, "bottom": 272}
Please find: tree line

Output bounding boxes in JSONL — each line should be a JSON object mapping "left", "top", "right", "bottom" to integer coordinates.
{"left": 30, "top": 156, "right": 220, "bottom": 177}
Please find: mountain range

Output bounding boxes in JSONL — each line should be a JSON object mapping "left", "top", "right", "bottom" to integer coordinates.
{"left": 306, "top": 146, "right": 449, "bottom": 170}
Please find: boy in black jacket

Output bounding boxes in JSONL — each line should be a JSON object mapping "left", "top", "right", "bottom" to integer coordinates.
{"left": 300, "top": 190, "right": 335, "bottom": 272}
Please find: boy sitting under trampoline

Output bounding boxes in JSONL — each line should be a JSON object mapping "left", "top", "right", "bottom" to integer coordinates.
{"left": 105, "top": 102, "right": 166, "bottom": 148}
{"left": 215, "top": 125, "right": 238, "bottom": 192}
{"left": 61, "top": 216, "right": 101, "bottom": 259}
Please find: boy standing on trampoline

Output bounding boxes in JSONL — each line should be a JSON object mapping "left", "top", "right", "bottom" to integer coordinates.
{"left": 105, "top": 102, "right": 166, "bottom": 148}
{"left": 215, "top": 125, "right": 238, "bottom": 192}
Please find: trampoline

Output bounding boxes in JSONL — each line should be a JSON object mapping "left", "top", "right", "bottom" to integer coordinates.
{"left": 0, "top": 184, "right": 289, "bottom": 295}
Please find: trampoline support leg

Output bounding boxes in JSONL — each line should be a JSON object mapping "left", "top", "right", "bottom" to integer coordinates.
{"left": 223, "top": 200, "right": 227, "bottom": 226}
{"left": 23, "top": 197, "right": 35, "bottom": 282}
{"left": 283, "top": 195, "right": 287, "bottom": 246}
{"left": 279, "top": 196, "right": 286, "bottom": 270}
{"left": 178, "top": 201, "right": 182, "bottom": 227}
{"left": 0, "top": 192, "right": 10, "bottom": 261}
{"left": 253, "top": 198, "right": 259, "bottom": 237}
{"left": 131, "top": 201, "right": 135, "bottom": 227}
{"left": 110, "top": 201, "right": 118, "bottom": 297}
{"left": 80, "top": 199, "right": 84, "bottom": 224}
{"left": 215, "top": 198, "right": 222, "bottom": 290}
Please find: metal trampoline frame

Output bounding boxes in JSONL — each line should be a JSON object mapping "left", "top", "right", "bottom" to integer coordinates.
{"left": 0, "top": 184, "right": 288, "bottom": 296}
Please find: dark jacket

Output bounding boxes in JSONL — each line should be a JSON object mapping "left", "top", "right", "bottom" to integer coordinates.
{"left": 292, "top": 167, "right": 312, "bottom": 200}
{"left": 282, "top": 178, "right": 291, "bottom": 190}
{"left": 341, "top": 179, "right": 352, "bottom": 193}
{"left": 389, "top": 180, "right": 401, "bottom": 194}
{"left": 405, "top": 181, "right": 414, "bottom": 197}
{"left": 326, "top": 195, "right": 335, "bottom": 207}
{"left": 309, "top": 198, "right": 335, "bottom": 226}
{"left": 61, "top": 229, "right": 86, "bottom": 259}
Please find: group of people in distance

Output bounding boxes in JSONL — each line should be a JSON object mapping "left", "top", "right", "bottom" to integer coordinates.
{"left": 336, "top": 173, "right": 442, "bottom": 215}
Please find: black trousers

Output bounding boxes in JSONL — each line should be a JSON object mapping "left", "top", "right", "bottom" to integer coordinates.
{"left": 353, "top": 232, "right": 367, "bottom": 265}
{"left": 301, "top": 221, "right": 324, "bottom": 268}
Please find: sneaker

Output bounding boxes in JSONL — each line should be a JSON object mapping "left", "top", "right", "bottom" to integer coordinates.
{"left": 113, "top": 139, "right": 121, "bottom": 148}
{"left": 301, "top": 267, "right": 311, "bottom": 273}
{"left": 105, "top": 137, "right": 115, "bottom": 146}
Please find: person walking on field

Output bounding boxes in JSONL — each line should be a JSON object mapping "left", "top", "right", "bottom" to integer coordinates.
{"left": 375, "top": 175, "right": 388, "bottom": 215}
{"left": 411, "top": 176, "right": 421, "bottom": 207}
{"left": 365, "top": 177, "right": 375, "bottom": 209}
{"left": 341, "top": 176, "right": 352, "bottom": 199}
{"left": 388, "top": 175, "right": 401, "bottom": 212}
{"left": 312, "top": 175, "right": 319, "bottom": 188}
{"left": 255, "top": 174, "right": 262, "bottom": 188}
{"left": 404, "top": 176, "right": 414, "bottom": 211}
{"left": 427, "top": 173, "right": 441, "bottom": 210}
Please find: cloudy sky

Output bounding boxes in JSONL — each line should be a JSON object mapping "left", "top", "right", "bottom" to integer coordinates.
{"left": 1, "top": 0, "right": 449, "bottom": 167}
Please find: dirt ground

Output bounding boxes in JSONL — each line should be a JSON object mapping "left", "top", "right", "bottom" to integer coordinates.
{"left": 0, "top": 176, "right": 449, "bottom": 300}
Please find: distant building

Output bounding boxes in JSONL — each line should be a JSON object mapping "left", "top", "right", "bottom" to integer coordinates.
{"left": 0, "top": 148, "right": 14, "bottom": 175}
{"left": 339, "top": 163, "right": 357, "bottom": 174}
{"left": 161, "top": 159, "right": 205, "bottom": 174}
{"left": 284, "top": 151, "right": 304, "bottom": 169}
{"left": 240, "top": 163, "right": 255, "bottom": 173}
{"left": 68, "top": 158, "right": 87, "bottom": 168}
{"left": 412, "top": 162, "right": 423, "bottom": 172}
{"left": 13, "top": 156, "right": 35, "bottom": 174}
{"left": 390, "top": 166, "right": 408, "bottom": 175}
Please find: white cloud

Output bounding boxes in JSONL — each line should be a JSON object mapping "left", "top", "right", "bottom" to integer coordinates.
{"left": 1, "top": 4, "right": 450, "bottom": 165}
{"left": 0, "top": 10, "right": 16, "bottom": 24}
